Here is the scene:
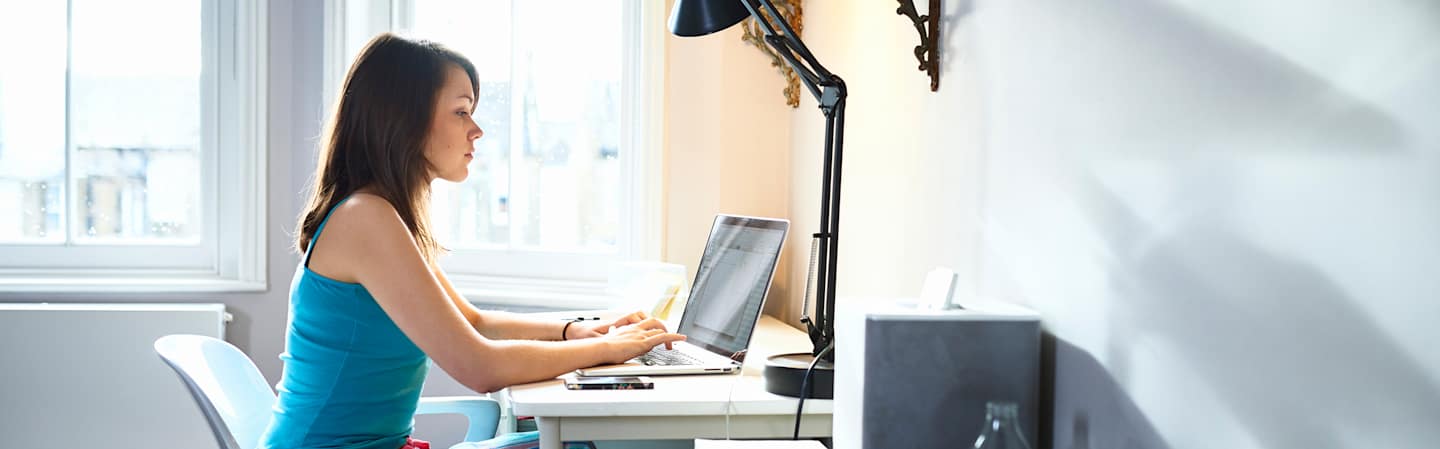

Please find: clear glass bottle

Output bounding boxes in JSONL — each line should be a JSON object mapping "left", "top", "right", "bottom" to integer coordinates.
{"left": 973, "top": 401, "right": 1033, "bottom": 449}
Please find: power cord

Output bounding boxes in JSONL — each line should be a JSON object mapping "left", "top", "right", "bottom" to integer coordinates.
{"left": 793, "top": 343, "right": 834, "bottom": 440}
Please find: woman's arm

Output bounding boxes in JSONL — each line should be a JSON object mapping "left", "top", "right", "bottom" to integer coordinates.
{"left": 430, "top": 265, "right": 565, "bottom": 341}
{"left": 316, "top": 194, "right": 683, "bottom": 393}
{"left": 432, "top": 255, "right": 672, "bottom": 343}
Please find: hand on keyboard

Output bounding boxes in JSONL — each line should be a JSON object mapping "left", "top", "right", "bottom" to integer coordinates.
{"left": 568, "top": 310, "right": 670, "bottom": 345}
{"left": 598, "top": 318, "right": 687, "bottom": 365}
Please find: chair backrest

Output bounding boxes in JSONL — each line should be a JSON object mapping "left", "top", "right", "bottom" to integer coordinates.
{"left": 154, "top": 334, "right": 277, "bottom": 449}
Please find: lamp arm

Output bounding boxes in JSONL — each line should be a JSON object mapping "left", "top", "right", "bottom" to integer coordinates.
{"left": 738, "top": 0, "right": 846, "bottom": 363}
{"left": 816, "top": 91, "right": 845, "bottom": 362}
{"left": 763, "top": 35, "right": 825, "bottom": 101}
{"left": 752, "top": 0, "right": 834, "bottom": 81}
{"left": 744, "top": 0, "right": 837, "bottom": 104}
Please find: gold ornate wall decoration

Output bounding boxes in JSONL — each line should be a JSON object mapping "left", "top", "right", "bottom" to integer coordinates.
{"left": 740, "top": 0, "right": 804, "bottom": 108}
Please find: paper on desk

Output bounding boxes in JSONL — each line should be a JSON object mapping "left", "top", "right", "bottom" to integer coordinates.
{"left": 608, "top": 261, "right": 688, "bottom": 320}
{"left": 694, "top": 440, "right": 826, "bottom": 449}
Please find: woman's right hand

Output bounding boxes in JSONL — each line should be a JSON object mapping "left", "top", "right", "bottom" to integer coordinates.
{"left": 600, "top": 318, "right": 686, "bottom": 364}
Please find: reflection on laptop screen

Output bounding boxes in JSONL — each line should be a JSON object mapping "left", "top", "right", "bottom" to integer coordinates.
{"left": 677, "top": 216, "right": 788, "bottom": 360}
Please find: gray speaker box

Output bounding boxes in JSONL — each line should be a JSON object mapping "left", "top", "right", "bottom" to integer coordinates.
{"left": 835, "top": 300, "right": 1040, "bottom": 449}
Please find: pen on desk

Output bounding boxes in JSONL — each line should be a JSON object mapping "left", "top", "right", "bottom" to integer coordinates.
{"left": 564, "top": 316, "right": 601, "bottom": 321}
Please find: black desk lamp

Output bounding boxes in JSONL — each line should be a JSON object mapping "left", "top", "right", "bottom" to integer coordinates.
{"left": 670, "top": 0, "right": 845, "bottom": 399}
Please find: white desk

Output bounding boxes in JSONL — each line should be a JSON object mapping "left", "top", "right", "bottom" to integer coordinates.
{"left": 501, "top": 315, "right": 833, "bottom": 449}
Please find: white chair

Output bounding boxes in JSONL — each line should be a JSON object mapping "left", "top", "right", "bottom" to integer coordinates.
{"left": 154, "top": 334, "right": 526, "bottom": 449}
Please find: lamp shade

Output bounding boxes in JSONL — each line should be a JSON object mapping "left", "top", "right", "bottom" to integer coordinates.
{"left": 669, "top": 0, "right": 751, "bottom": 37}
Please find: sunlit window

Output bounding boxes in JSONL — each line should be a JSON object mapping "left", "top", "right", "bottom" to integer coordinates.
{"left": 408, "top": 0, "right": 624, "bottom": 254}
{"left": 0, "top": 0, "right": 201, "bottom": 244}
{"left": 0, "top": 0, "right": 265, "bottom": 291}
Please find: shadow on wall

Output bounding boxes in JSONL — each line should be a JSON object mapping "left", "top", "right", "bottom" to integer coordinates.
{"left": 939, "top": 0, "right": 976, "bottom": 71}
{"left": 977, "top": 0, "right": 1434, "bottom": 447}
{"left": 1079, "top": 165, "right": 1440, "bottom": 449}
{"left": 977, "top": 0, "right": 1408, "bottom": 159}
{"left": 1043, "top": 334, "right": 1171, "bottom": 449}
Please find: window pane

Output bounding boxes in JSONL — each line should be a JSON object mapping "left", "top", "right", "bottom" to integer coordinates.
{"left": 70, "top": 0, "right": 202, "bottom": 243}
{"left": 0, "top": 2, "right": 67, "bottom": 243}
{"left": 418, "top": 0, "right": 514, "bottom": 249}
{"left": 415, "top": 0, "right": 622, "bottom": 253}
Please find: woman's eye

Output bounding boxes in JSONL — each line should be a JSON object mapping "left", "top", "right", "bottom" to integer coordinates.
{"left": 457, "top": 111, "right": 470, "bottom": 117}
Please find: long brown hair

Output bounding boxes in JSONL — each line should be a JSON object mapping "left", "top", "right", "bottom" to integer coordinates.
{"left": 296, "top": 33, "right": 478, "bottom": 263}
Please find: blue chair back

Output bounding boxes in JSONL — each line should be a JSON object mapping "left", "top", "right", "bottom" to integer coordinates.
{"left": 155, "top": 334, "right": 276, "bottom": 449}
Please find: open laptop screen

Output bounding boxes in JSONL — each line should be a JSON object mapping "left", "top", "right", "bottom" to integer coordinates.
{"left": 677, "top": 215, "right": 789, "bottom": 362}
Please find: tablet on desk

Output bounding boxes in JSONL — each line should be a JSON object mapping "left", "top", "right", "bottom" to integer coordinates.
{"left": 563, "top": 376, "right": 655, "bottom": 390}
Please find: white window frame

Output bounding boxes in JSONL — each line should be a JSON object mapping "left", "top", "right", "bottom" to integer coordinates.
{"left": 322, "top": 0, "right": 664, "bottom": 308}
{"left": 0, "top": 0, "right": 268, "bottom": 293}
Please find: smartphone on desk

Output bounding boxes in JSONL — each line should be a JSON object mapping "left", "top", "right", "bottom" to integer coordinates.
{"left": 563, "top": 376, "right": 654, "bottom": 390}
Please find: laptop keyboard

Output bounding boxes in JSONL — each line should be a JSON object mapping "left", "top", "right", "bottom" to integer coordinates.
{"left": 633, "top": 347, "right": 705, "bottom": 366}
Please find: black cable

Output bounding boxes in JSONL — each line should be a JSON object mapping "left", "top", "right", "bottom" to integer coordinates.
{"left": 793, "top": 343, "right": 834, "bottom": 440}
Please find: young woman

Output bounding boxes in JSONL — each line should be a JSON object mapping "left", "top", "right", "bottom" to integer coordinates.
{"left": 260, "top": 33, "right": 684, "bottom": 449}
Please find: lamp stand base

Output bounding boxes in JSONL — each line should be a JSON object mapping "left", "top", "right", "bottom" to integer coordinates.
{"left": 763, "top": 352, "right": 834, "bottom": 399}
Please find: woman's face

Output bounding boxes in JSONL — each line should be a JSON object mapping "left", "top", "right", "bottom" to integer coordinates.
{"left": 424, "top": 64, "right": 484, "bottom": 183}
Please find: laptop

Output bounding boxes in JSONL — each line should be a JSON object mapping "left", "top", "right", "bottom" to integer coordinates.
{"left": 578, "top": 214, "right": 789, "bottom": 376}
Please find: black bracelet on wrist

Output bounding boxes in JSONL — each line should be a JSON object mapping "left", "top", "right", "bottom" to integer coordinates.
{"left": 562, "top": 319, "right": 577, "bottom": 341}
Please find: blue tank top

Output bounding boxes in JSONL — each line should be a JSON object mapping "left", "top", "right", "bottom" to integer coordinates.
{"left": 260, "top": 197, "right": 429, "bottom": 449}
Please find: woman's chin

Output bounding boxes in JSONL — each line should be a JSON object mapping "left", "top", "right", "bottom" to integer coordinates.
{"left": 439, "top": 170, "right": 468, "bottom": 183}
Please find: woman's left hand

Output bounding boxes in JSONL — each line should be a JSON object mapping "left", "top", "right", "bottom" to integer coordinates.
{"left": 569, "top": 310, "right": 660, "bottom": 340}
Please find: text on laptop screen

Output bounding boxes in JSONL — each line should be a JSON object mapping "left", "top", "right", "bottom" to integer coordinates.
{"left": 677, "top": 217, "right": 788, "bottom": 360}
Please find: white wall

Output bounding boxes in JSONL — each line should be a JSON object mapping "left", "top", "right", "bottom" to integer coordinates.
{"left": 792, "top": 0, "right": 1440, "bottom": 448}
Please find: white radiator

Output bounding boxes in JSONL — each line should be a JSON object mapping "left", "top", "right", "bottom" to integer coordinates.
{"left": 0, "top": 303, "right": 229, "bottom": 449}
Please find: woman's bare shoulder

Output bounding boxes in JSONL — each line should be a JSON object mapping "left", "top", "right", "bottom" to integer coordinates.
{"left": 308, "top": 193, "right": 415, "bottom": 281}
{"left": 329, "top": 193, "right": 401, "bottom": 225}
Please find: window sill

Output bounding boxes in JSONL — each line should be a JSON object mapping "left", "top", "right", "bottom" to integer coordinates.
{"left": 446, "top": 273, "right": 617, "bottom": 311}
{"left": 0, "top": 272, "right": 267, "bottom": 294}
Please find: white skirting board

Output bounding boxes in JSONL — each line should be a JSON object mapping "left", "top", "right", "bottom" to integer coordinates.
{"left": 0, "top": 303, "right": 229, "bottom": 449}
